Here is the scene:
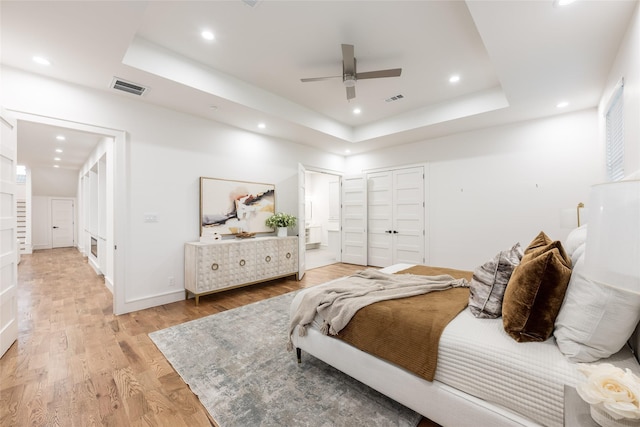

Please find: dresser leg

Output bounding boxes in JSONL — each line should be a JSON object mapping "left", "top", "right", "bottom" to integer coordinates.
{"left": 296, "top": 348, "right": 301, "bottom": 363}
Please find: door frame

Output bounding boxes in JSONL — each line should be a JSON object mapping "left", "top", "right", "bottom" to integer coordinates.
{"left": 9, "top": 111, "right": 127, "bottom": 315}
{"left": 299, "top": 165, "right": 344, "bottom": 267}
{"left": 363, "top": 162, "right": 430, "bottom": 266}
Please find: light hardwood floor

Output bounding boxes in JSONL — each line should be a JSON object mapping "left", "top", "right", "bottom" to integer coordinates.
{"left": 0, "top": 248, "right": 438, "bottom": 427}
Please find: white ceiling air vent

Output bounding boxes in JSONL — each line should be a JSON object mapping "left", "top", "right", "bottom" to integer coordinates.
{"left": 111, "top": 77, "right": 148, "bottom": 96}
{"left": 385, "top": 94, "right": 404, "bottom": 103}
{"left": 242, "top": 0, "right": 261, "bottom": 7}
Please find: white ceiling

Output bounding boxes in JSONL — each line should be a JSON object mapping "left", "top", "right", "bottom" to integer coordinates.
{"left": 2, "top": 0, "right": 637, "bottom": 171}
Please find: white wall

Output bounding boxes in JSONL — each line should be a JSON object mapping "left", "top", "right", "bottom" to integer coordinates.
{"left": 2, "top": 66, "right": 345, "bottom": 313}
{"left": 30, "top": 166, "right": 78, "bottom": 197}
{"left": 347, "top": 110, "right": 603, "bottom": 270}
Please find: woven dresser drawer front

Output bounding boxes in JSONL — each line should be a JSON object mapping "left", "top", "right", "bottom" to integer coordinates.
{"left": 278, "top": 237, "right": 298, "bottom": 274}
{"left": 196, "top": 244, "right": 228, "bottom": 292}
{"left": 256, "top": 239, "right": 279, "bottom": 280}
{"left": 228, "top": 240, "right": 256, "bottom": 286}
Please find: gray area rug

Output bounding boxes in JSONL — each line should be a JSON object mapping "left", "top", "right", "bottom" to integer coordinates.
{"left": 149, "top": 292, "right": 422, "bottom": 427}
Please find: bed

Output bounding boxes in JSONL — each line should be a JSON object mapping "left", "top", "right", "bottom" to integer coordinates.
{"left": 289, "top": 230, "right": 640, "bottom": 427}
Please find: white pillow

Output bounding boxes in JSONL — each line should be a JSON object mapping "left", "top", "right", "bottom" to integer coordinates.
{"left": 570, "top": 243, "right": 585, "bottom": 266}
{"left": 554, "top": 257, "right": 640, "bottom": 362}
{"left": 563, "top": 224, "right": 587, "bottom": 260}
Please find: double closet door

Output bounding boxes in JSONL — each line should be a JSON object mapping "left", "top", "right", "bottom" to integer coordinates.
{"left": 367, "top": 166, "right": 425, "bottom": 267}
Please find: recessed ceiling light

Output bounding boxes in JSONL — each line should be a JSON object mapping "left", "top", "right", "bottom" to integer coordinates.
{"left": 258, "top": 123, "right": 266, "bottom": 129}
{"left": 557, "top": 101, "right": 569, "bottom": 108}
{"left": 56, "top": 135, "right": 66, "bottom": 141}
{"left": 32, "top": 56, "right": 51, "bottom": 66}
{"left": 449, "top": 75, "right": 460, "bottom": 83}
{"left": 353, "top": 108, "right": 361, "bottom": 115}
{"left": 345, "top": 149, "right": 351, "bottom": 154}
{"left": 201, "top": 30, "right": 215, "bottom": 41}
{"left": 554, "top": 0, "right": 577, "bottom": 6}
{"left": 54, "top": 157, "right": 61, "bottom": 161}
{"left": 55, "top": 148, "right": 63, "bottom": 153}
{"left": 53, "top": 165, "right": 60, "bottom": 168}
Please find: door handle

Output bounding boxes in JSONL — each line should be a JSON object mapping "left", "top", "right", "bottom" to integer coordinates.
{"left": 53, "top": 226, "right": 59, "bottom": 229}
{"left": 392, "top": 230, "right": 398, "bottom": 234}
{"left": 385, "top": 230, "right": 392, "bottom": 234}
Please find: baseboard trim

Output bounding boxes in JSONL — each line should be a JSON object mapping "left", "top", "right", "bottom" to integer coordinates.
{"left": 116, "top": 289, "right": 185, "bottom": 315}
{"left": 88, "top": 256, "right": 102, "bottom": 275}
{"left": 104, "top": 276, "right": 114, "bottom": 294}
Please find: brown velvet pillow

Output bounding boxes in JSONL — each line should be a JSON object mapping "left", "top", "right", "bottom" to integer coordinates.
{"left": 502, "top": 248, "right": 572, "bottom": 342}
{"left": 522, "top": 240, "right": 572, "bottom": 268}
{"left": 524, "top": 231, "right": 553, "bottom": 254}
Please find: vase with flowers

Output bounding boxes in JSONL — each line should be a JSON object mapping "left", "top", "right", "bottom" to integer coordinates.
{"left": 577, "top": 363, "right": 640, "bottom": 427}
{"left": 265, "top": 212, "right": 297, "bottom": 237}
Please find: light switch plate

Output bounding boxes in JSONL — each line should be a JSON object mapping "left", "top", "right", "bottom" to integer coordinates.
{"left": 144, "top": 213, "right": 159, "bottom": 223}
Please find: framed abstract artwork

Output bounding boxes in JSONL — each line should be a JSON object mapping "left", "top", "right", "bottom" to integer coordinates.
{"left": 200, "top": 177, "right": 275, "bottom": 236}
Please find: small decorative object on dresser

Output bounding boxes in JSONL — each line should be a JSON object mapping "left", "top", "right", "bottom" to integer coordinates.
{"left": 265, "top": 212, "right": 297, "bottom": 237}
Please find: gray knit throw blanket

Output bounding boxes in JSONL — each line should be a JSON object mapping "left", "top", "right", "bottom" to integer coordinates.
{"left": 287, "top": 269, "right": 469, "bottom": 351}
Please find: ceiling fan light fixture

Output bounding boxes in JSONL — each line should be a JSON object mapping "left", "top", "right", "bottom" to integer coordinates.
{"left": 301, "top": 44, "right": 401, "bottom": 100}
{"left": 343, "top": 76, "right": 357, "bottom": 88}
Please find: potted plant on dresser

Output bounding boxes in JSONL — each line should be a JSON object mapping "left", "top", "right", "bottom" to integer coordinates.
{"left": 266, "top": 212, "right": 297, "bottom": 237}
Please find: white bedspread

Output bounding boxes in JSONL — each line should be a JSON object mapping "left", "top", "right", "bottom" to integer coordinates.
{"left": 293, "top": 263, "right": 640, "bottom": 427}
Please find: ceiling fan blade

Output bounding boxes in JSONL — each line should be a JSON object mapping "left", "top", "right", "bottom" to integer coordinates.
{"left": 356, "top": 68, "right": 402, "bottom": 80}
{"left": 342, "top": 44, "right": 355, "bottom": 76}
{"left": 346, "top": 86, "right": 356, "bottom": 100}
{"left": 300, "top": 76, "right": 342, "bottom": 82}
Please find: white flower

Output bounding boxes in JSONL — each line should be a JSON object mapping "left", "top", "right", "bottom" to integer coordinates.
{"left": 577, "top": 363, "right": 640, "bottom": 420}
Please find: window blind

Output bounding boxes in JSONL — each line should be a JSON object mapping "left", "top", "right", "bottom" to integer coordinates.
{"left": 605, "top": 80, "right": 625, "bottom": 182}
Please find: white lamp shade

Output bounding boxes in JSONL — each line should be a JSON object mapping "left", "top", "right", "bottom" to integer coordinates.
{"left": 583, "top": 180, "right": 640, "bottom": 293}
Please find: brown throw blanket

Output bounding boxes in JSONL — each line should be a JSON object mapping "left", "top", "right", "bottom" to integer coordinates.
{"left": 335, "top": 265, "right": 473, "bottom": 381}
{"left": 288, "top": 268, "right": 469, "bottom": 352}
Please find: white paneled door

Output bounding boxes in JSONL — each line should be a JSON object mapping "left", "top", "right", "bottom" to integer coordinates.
{"left": 341, "top": 174, "right": 367, "bottom": 265}
{"left": 393, "top": 167, "right": 425, "bottom": 264}
{"left": 367, "top": 171, "right": 393, "bottom": 267}
{"left": 0, "top": 109, "right": 18, "bottom": 358}
{"left": 51, "top": 199, "right": 75, "bottom": 248}
{"left": 367, "top": 166, "right": 425, "bottom": 267}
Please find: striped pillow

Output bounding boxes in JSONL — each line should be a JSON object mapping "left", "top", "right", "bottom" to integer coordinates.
{"left": 469, "top": 243, "right": 523, "bottom": 319}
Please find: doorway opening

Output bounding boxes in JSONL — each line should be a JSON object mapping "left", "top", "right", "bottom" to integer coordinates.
{"left": 13, "top": 111, "right": 127, "bottom": 314}
{"left": 304, "top": 170, "right": 341, "bottom": 269}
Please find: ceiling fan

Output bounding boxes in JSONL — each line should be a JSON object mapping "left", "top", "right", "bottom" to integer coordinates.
{"left": 300, "top": 44, "right": 402, "bottom": 101}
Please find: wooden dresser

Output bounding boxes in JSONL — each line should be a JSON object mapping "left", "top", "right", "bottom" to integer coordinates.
{"left": 184, "top": 236, "right": 298, "bottom": 305}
